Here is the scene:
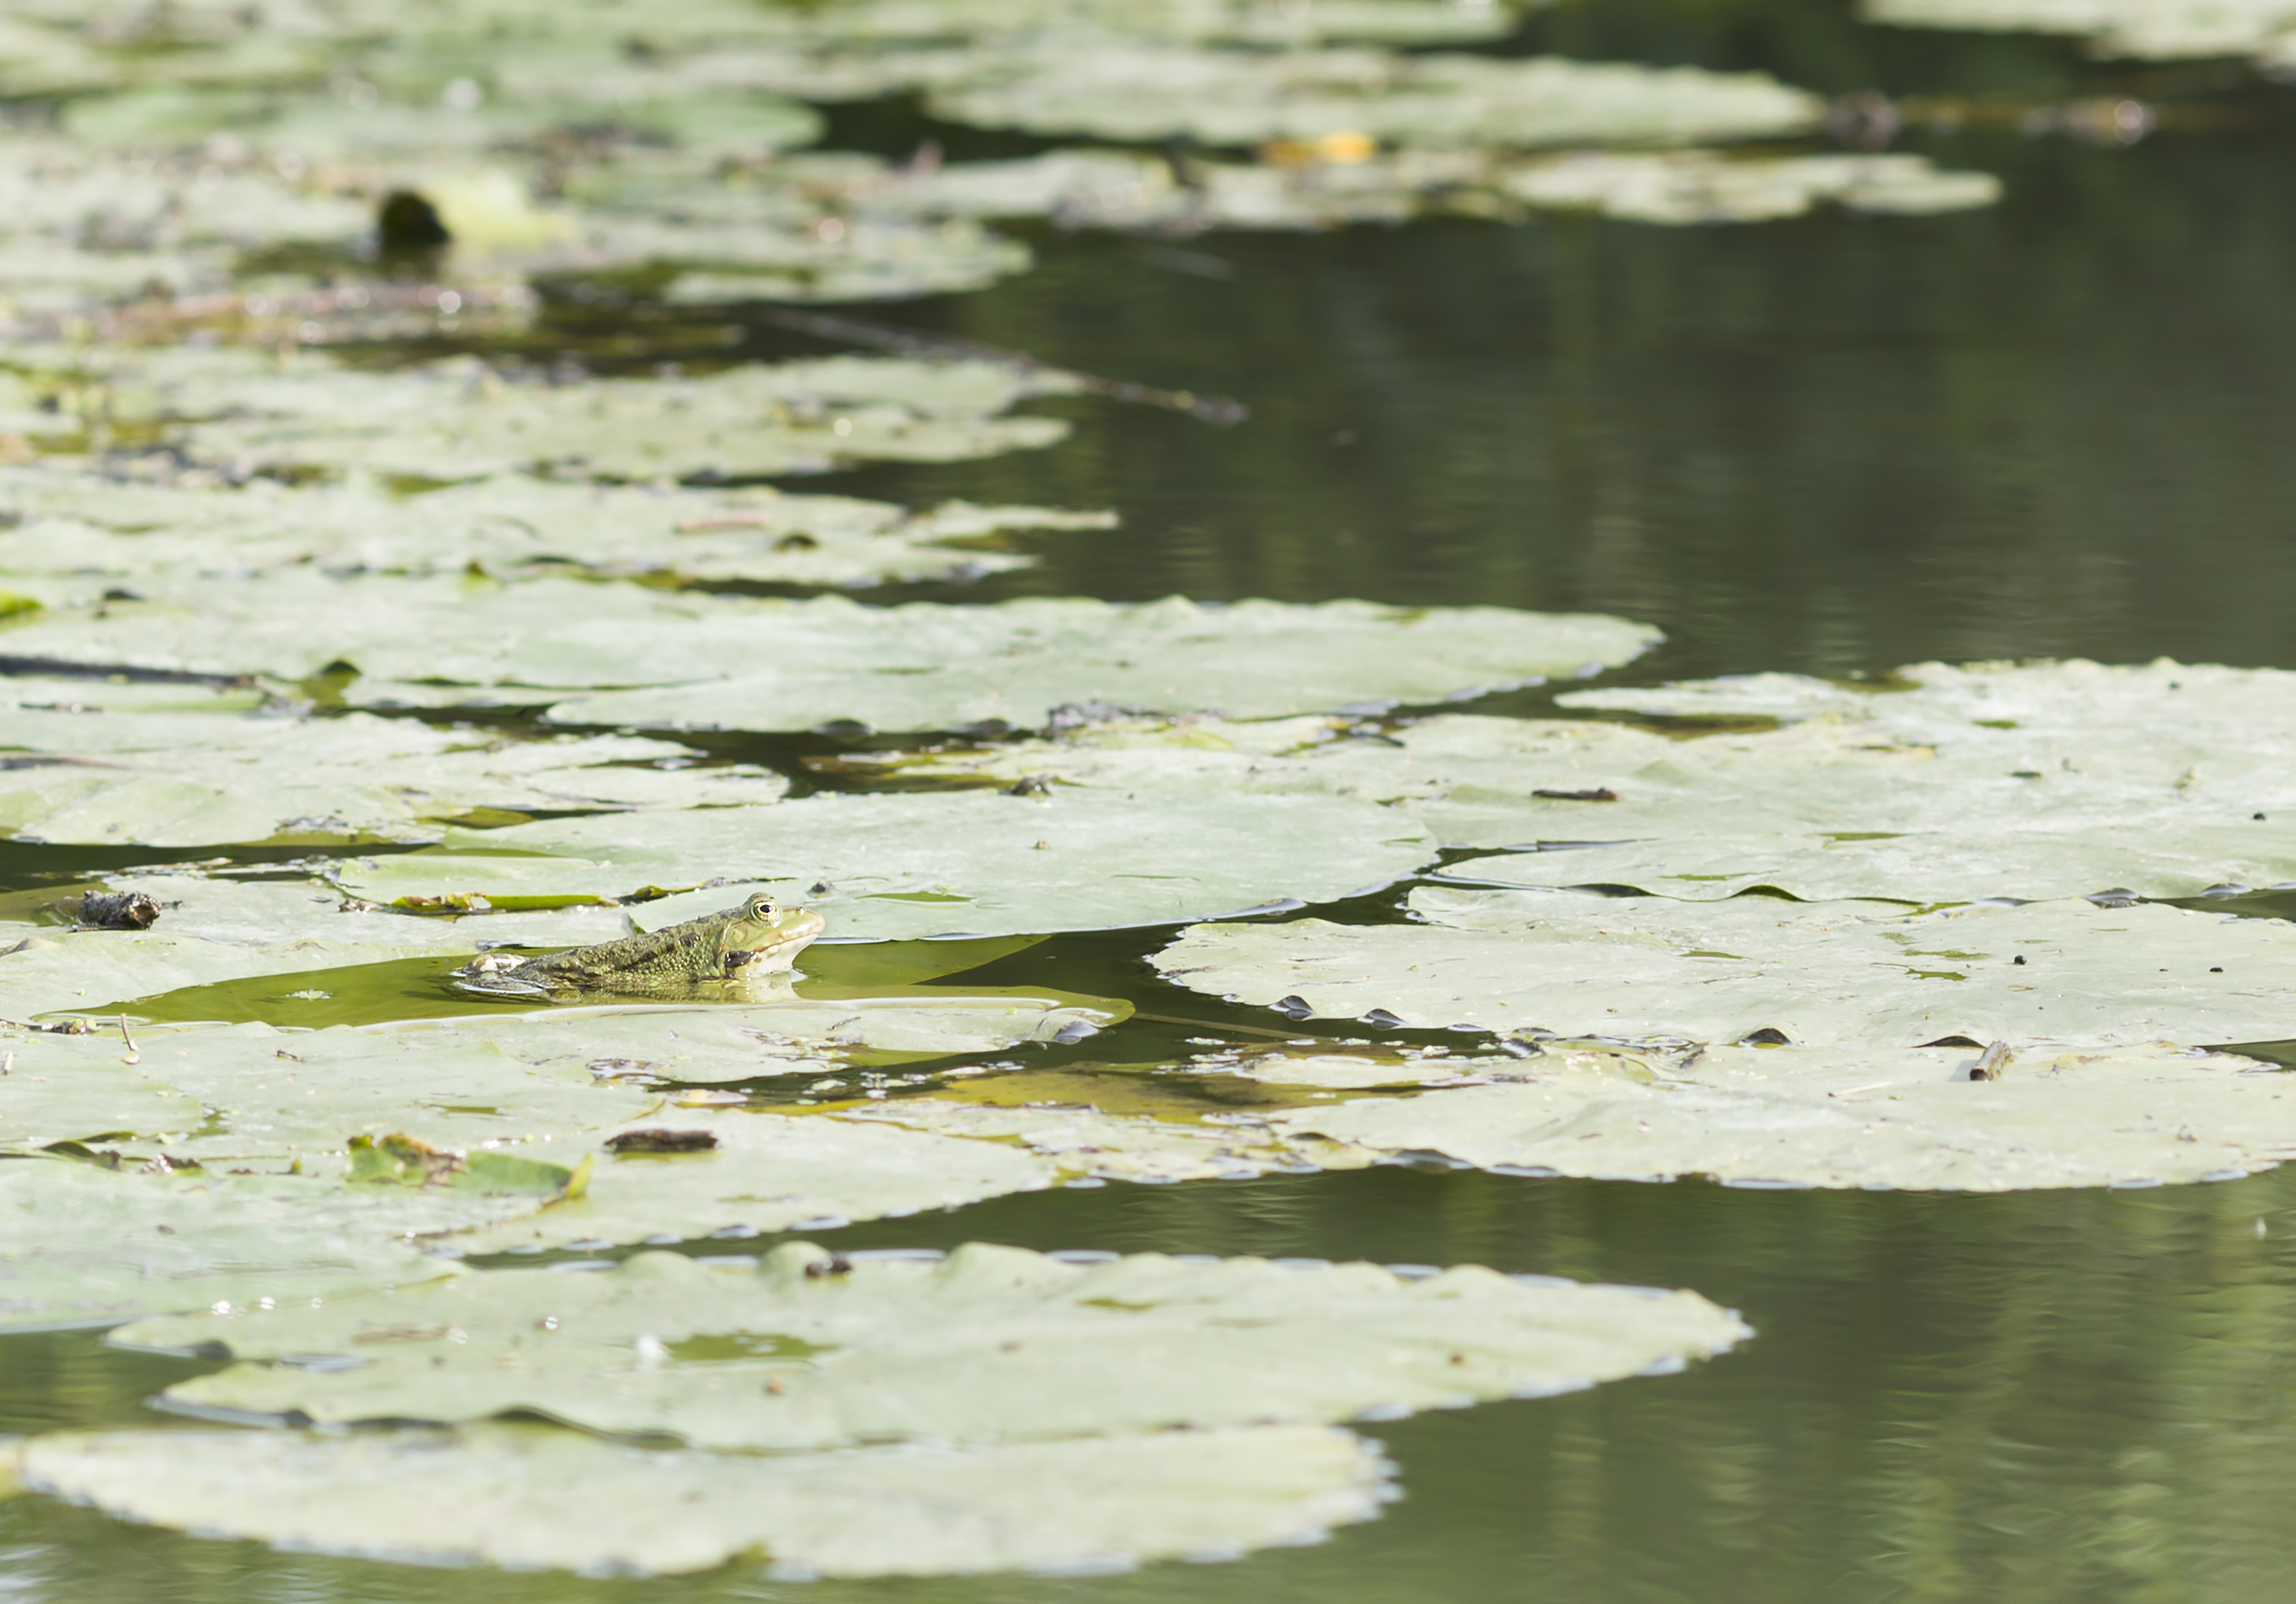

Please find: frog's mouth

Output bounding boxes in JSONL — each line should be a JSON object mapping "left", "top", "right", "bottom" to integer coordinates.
{"left": 723, "top": 909, "right": 828, "bottom": 976}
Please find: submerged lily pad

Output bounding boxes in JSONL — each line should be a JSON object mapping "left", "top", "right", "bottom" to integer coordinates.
{"left": 1262, "top": 1040, "right": 2296, "bottom": 1190}
{"left": 124, "top": 1240, "right": 1748, "bottom": 1447}
{"left": 1155, "top": 885, "right": 2296, "bottom": 1046}
{"left": 4, "top": 1420, "right": 1389, "bottom": 1579}
{"left": 926, "top": 47, "right": 1824, "bottom": 149}
{"left": 336, "top": 786, "right": 1437, "bottom": 940}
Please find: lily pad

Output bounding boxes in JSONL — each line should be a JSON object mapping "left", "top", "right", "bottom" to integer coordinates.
{"left": 444, "top": 1106, "right": 1057, "bottom": 1254}
{"left": 836, "top": 1095, "right": 1331, "bottom": 1183}
{"left": 0, "top": 707, "right": 785, "bottom": 848}
{"left": 335, "top": 785, "right": 1438, "bottom": 940}
{"left": 3, "top": 1420, "right": 1390, "bottom": 1578}
{"left": 0, "top": 1158, "right": 481, "bottom": 1333}
{"left": 1154, "top": 885, "right": 2296, "bottom": 1046}
{"left": 0, "top": 873, "right": 632, "bottom": 1022}
{"left": 0, "top": 463, "right": 1116, "bottom": 587}
{"left": 1262, "top": 1040, "right": 2296, "bottom": 1190}
{"left": 122, "top": 1240, "right": 1748, "bottom": 1448}
{"left": 1495, "top": 149, "right": 2002, "bottom": 224}
{"left": 173, "top": 353, "right": 1078, "bottom": 481}
{"left": 1863, "top": 0, "right": 2296, "bottom": 64}
{"left": 926, "top": 48, "right": 1824, "bottom": 149}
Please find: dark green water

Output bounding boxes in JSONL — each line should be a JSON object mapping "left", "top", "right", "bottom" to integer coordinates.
{"left": 13, "top": 4, "right": 2296, "bottom": 1599}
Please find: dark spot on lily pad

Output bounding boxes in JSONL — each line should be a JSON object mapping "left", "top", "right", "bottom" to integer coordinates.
{"left": 1532, "top": 788, "right": 1619, "bottom": 803}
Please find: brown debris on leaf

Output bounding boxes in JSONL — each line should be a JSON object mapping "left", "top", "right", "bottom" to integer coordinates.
{"left": 604, "top": 1128, "right": 719, "bottom": 1154}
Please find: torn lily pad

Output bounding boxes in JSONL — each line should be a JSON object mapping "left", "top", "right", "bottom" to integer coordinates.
{"left": 1154, "top": 885, "right": 2296, "bottom": 1046}
{"left": 927, "top": 47, "right": 1824, "bottom": 149}
{"left": 336, "top": 785, "right": 1437, "bottom": 940}
{"left": 445, "top": 1107, "right": 1055, "bottom": 1254}
{"left": 3, "top": 1421, "right": 1389, "bottom": 1579}
{"left": 124, "top": 1240, "right": 1748, "bottom": 1448}
{"left": 0, "top": 464, "right": 1115, "bottom": 587}
{"left": 1262, "top": 1040, "right": 2296, "bottom": 1190}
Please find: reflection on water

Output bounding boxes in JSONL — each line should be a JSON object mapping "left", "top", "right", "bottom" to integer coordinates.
{"left": 10, "top": 1164, "right": 2296, "bottom": 1602}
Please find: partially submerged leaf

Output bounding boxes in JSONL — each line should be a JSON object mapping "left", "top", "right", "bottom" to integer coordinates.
{"left": 345, "top": 1133, "right": 588, "bottom": 1196}
{"left": 1154, "top": 885, "right": 2296, "bottom": 1046}
{"left": 336, "top": 786, "right": 1438, "bottom": 940}
{"left": 125, "top": 1241, "right": 1748, "bottom": 1447}
{"left": 5, "top": 1421, "right": 1390, "bottom": 1578}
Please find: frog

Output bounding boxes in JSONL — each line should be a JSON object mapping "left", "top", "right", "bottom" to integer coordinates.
{"left": 451, "top": 891, "right": 826, "bottom": 999}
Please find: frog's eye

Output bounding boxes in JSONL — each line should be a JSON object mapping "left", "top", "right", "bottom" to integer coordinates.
{"left": 746, "top": 892, "right": 779, "bottom": 920}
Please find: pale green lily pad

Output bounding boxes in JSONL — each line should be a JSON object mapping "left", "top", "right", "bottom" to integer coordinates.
{"left": 0, "top": 464, "right": 1114, "bottom": 587}
{"left": 1263, "top": 1040, "right": 2296, "bottom": 1190}
{"left": 538, "top": 597, "right": 1659, "bottom": 732}
{"left": 0, "top": 582, "right": 1653, "bottom": 730}
{"left": 4, "top": 1420, "right": 1389, "bottom": 1579}
{"left": 336, "top": 785, "right": 1438, "bottom": 940}
{"left": 0, "top": 874, "right": 631, "bottom": 1022}
{"left": 851, "top": 145, "right": 1999, "bottom": 233}
{"left": 886, "top": 694, "right": 2296, "bottom": 903}
{"left": 125, "top": 1240, "right": 1747, "bottom": 1447}
{"left": 0, "top": 136, "right": 372, "bottom": 254}
{"left": 1864, "top": 0, "right": 2296, "bottom": 63}
{"left": 0, "top": 1018, "right": 658, "bottom": 1168}
{"left": 1496, "top": 149, "right": 2002, "bottom": 223}
{"left": 1155, "top": 885, "right": 2296, "bottom": 1046}
{"left": 173, "top": 353, "right": 1077, "bottom": 481}
{"left": 927, "top": 48, "right": 1823, "bottom": 149}
{"left": 0, "top": 707, "right": 785, "bottom": 847}
{"left": 0, "top": 1158, "right": 487, "bottom": 1332}
{"left": 446, "top": 1106, "right": 1057, "bottom": 1254}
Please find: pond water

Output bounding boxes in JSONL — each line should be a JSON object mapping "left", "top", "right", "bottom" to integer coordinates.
{"left": 11, "top": 2, "right": 2296, "bottom": 1599}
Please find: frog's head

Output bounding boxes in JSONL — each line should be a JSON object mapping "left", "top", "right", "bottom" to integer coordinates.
{"left": 715, "top": 890, "right": 826, "bottom": 978}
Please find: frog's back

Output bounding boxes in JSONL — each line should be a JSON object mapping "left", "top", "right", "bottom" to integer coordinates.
{"left": 524, "top": 917, "right": 726, "bottom": 984}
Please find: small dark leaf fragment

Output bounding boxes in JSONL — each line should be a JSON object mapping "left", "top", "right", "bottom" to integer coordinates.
{"left": 1003, "top": 776, "right": 1053, "bottom": 798}
{"left": 1739, "top": 1027, "right": 1792, "bottom": 1046}
{"left": 1361, "top": 1008, "right": 1408, "bottom": 1029}
{"left": 803, "top": 1254, "right": 854, "bottom": 1279}
{"left": 1271, "top": 994, "right": 1313, "bottom": 1019}
{"left": 605, "top": 1128, "right": 718, "bottom": 1154}
{"left": 1532, "top": 788, "right": 1619, "bottom": 803}
{"left": 377, "top": 189, "right": 450, "bottom": 250}
{"left": 1919, "top": 1035, "right": 1986, "bottom": 1049}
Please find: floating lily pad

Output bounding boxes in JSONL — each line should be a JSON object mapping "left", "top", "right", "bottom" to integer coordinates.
{"left": 0, "top": 464, "right": 1114, "bottom": 587}
{"left": 0, "top": 1158, "right": 484, "bottom": 1333}
{"left": 538, "top": 597, "right": 1658, "bottom": 732}
{"left": 336, "top": 785, "right": 1437, "bottom": 940}
{"left": 1155, "top": 885, "right": 2296, "bottom": 1046}
{"left": 1496, "top": 149, "right": 2001, "bottom": 223}
{"left": 123, "top": 1240, "right": 1747, "bottom": 1448}
{"left": 0, "top": 874, "right": 632, "bottom": 1022}
{"left": 1864, "top": 0, "right": 2296, "bottom": 64}
{"left": 1262, "top": 1040, "right": 2296, "bottom": 1190}
{"left": 838, "top": 1095, "right": 1330, "bottom": 1182}
{"left": 0, "top": 707, "right": 785, "bottom": 848}
{"left": 927, "top": 48, "right": 1824, "bottom": 149}
{"left": 445, "top": 1106, "right": 1057, "bottom": 1254}
{"left": 3, "top": 1420, "right": 1390, "bottom": 1578}
{"left": 173, "top": 353, "right": 1077, "bottom": 481}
